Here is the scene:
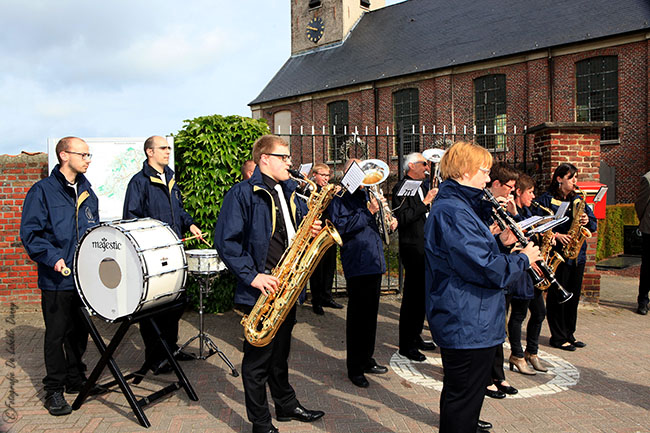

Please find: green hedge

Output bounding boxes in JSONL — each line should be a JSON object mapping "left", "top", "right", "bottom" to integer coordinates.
{"left": 174, "top": 114, "right": 270, "bottom": 313}
{"left": 596, "top": 204, "right": 639, "bottom": 261}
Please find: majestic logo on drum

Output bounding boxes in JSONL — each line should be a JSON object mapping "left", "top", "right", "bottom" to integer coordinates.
{"left": 92, "top": 237, "right": 123, "bottom": 252}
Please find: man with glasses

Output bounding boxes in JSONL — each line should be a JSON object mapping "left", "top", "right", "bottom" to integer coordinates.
{"left": 215, "top": 135, "right": 325, "bottom": 433}
{"left": 308, "top": 163, "right": 343, "bottom": 315}
{"left": 484, "top": 162, "right": 521, "bottom": 399}
{"left": 21, "top": 137, "right": 100, "bottom": 416}
{"left": 391, "top": 153, "right": 438, "bottom": 362}
{"left": 123, "top": 135, "right": 202, "bottom": 375}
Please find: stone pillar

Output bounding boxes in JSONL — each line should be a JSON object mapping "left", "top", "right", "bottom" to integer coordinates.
{"left": 527, "top": 122, "right": 611, "bottom": 304}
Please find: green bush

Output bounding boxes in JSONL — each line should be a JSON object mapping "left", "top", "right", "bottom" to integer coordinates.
{"left": 174, "top": 114, "right": 270, "bottom": 313}
{"left": 596, "top": 204, "right": 639, "bottom": 261}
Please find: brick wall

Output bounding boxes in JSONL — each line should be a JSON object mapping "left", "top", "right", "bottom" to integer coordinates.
{"left": 0, "top": 153, "right": 48, "bottom": 307}
{"left": 260, "top": 39, "right": 650, "bottom": 203}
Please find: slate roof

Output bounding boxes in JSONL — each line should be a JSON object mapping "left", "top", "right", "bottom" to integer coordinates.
{"left": 250, "top": 0, "right": 650, "bottom": 105}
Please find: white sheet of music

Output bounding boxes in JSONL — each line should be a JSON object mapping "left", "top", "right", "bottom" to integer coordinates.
{"left": 397, "top": 180, "right": 422, "bottom": 197}
{"left": 556, "top": 201, "right": 570, "bottom": 219}
{"left": 594, "top": 186, "right": 608, "bottom": 203}
{"left": 341, "top": 161, "right": 365, "bottom": 194}
{"left": 299, "top": 163, "right": 312, "bottom": 176}
{"left": 518, "top": 215, "right": 544, "bottom": 230}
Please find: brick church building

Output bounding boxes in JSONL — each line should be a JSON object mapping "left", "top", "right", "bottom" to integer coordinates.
{"left": 249, "top": 0, "right": 650, "bottom": 203}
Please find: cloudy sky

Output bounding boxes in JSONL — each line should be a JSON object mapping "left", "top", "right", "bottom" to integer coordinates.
{"left": 0, "top": 0, "right": 404, "bottom": 155}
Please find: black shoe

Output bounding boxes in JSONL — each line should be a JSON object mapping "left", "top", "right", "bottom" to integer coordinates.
{"left": 312, "top": 305, "right": 324, "bottom": 315}
{"left": 65, "top": 381, "right": 107, "bottom": 396}
{"left": 494, "top": 381, "right": 518, "bottom": 395}
{"left": 485, "top": 388, "right": 506, "bottom": 399}
{"left": 349, "top": 374, "right": 369, "bottom": 388}
{"left": 174, "top": 350, "right": 195, "bottom": 361}
{"left": 399, "top": 348, "right": 426, "bottom": 362}
{"left": 252, "top": 425, "right": 279, "bottom": 433}
{"left": 364, "top": 364, "right": 388, "bottom": 374}
{"left": 637, "top": 303, "right": 648, "bottom": 315}
{"left": 45, "top": 391, "right": 72, "bottom": 416}
{"left": 151, "top": 360, "right": 173, "bottom": 375}
{"left": 322, "top": 299, "right": 344, "bottom": 309}
{"left": 417, "top": 340, "right": 437, "bottom": 351}
{"left": 550, "top": 341, "right": 576, "bottom": 351}
{"left": 571, "top": 341, "right": 586, "bottom": 348}
{"left": 478, "top": 419, "right": 493, "bottom": 430}
{"left": 276, "top": 404, "right": 325, "bottom": 422}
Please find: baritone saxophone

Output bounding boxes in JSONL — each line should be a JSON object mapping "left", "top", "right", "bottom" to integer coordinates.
{"left": 241, "top": 176, "right": 342, "bottom": 347}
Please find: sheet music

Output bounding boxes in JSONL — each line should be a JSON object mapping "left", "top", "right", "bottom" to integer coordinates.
{"left": 594, "top": 186, "right": 608, "bottom": 203}
{"left": 397, "top": 180, "right": 422, "bottom": 197}
{"left": 556, "top": 201, "right": 570, "bottom": 219}
{"left": 341, "top": 161, "right": 365, "bottom": 194}
{"left": 518, "top": 215, "right": 544, "bottom": 230}
{"left": 299, "top": 163, "right": 312, "bottom": 176}
{"left": 528, "top": 216, "right": 569, "bottom": 235}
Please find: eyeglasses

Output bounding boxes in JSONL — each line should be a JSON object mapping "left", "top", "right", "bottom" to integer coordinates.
{"left": 64, "top": 151, "right": 92, "bottom": 161}
{"left": 478, "top": 167, "right": 490, "bottom": 175}
{"left": 414, "top": 161, "right": 428, "bottom": 165}
{"left": 154, "top": 146, "right": 172, "bottom": 151}
{"left": 266, "top": 153, "right": 291, "bottom": 162}
{"left": 314, "top": 172, "right": 330, "bottom": 177}
{"left": 504, "top": 182, "right": 516, "bottom": 190}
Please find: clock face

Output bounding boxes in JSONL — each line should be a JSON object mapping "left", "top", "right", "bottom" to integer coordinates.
{"left": 306, "top": 17, "right": 324, "bottom": 43}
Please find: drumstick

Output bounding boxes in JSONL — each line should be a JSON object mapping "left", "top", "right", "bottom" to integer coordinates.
{"left": 182, "top": 233, "right": 213, "bottom": 247}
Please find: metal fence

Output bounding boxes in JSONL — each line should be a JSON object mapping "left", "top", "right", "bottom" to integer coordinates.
{"left": 276, "top": 125, "right": 534, "bottom": 293}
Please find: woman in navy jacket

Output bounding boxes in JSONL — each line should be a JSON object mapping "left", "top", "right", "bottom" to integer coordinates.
{"left": 535, "top": 163, "right": 597, "bottom": 351}
{"left": 424, "top": 141, "right": 540, "bottom": 433}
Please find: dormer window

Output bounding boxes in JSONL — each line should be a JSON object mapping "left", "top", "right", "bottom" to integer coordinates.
{"left": 309, "top": 0, "right": 321, "bottom": 9}
{"left": 361, "top": 0, "right": 371, "bottom": 7}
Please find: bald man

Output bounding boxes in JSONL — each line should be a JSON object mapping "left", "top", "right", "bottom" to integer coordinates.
{"left": 123, "top": 135, "right": 202, "bottom": 375}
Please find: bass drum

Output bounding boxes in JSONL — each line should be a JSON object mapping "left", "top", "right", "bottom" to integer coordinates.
{"left": 74, "top": 218, "right": 187, "bottom": 321}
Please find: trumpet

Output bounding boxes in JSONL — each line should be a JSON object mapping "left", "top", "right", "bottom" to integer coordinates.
{"left": 422, "top": 148, "right": 445, "bottom": 190}
{"left": 359, "top": 159, "right": 396, "bottom": 245}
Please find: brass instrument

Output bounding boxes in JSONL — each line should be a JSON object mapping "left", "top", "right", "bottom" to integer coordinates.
{"left": 484, "top": 189, "right": 572, "bottom": 304}
{"left": 531, "top": 202, "right": 564, "bottom": 290}
{"left": 360, "top": 159, "right": 396, "bottom": 245}
{"left": 241, "top": 175, "right": 343, "bottom": 347}
{"left": 562, "top": 185, "right": 592, "bottom": 260}
{"left": 422, "top": 148, "right": 445, "bottom": 189}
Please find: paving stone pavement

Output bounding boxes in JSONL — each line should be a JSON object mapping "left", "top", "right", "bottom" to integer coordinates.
{"left": 1, "top": 271, "right": 649, "bottom": 433}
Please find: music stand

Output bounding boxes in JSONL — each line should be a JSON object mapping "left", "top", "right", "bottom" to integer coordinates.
{"left": 72, "top": 300, "right": 198, "bottom": 428}
{"left": 176, "top": 272, "right": 239, "bottom": 377}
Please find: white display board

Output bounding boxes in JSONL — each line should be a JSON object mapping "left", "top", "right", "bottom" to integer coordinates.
{"left": 47, "top": 137, "right": 174, "bottom": 222}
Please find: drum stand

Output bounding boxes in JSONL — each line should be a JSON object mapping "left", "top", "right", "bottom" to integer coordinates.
{"left": 72, "top": 301, "right": 198, "bottom": 428}
{"left": 177, "top": 272, "right": 239, "bottom": 377}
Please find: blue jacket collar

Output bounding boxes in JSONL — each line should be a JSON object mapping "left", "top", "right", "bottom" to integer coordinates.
{"left": 248, "top": 166, "right": 297, "bottom": 193}
{"left": 51, "top": 164, "right": 90, "bottom": 190}
{"left": 142, "top": 160, "right": 173, "bottom": 181}
{"left": 437, "top": 179, "right": 492, "bottom": 221}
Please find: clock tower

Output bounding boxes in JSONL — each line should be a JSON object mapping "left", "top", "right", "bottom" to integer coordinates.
{"left": 291, "top": 0, "right": 385, "bottom": 55}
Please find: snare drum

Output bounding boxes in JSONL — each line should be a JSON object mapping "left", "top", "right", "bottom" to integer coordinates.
{"left": 186, "top": 249, "right": 226, "bottom": 274}
{"left": 74, "top": 218, "right": 187, "bottom": 321}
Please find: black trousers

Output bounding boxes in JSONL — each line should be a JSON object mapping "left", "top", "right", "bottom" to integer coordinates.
{"left": 346, "top": 274, "right": 382, "bottom": 377}
{"left": 41, "top": 290, "right": 89, "bottom": 393}
{"left": 638, "top": 232, "right": 650, "bottom": 307}
{"left": 399, "top": 247, "right": 427, "bottom": 352}
{"left": 508, "top": 289, "right": 546, "bottom": 357}
{"left": 140, "top": 302, "right": 184, "bottom": 365}
{"left": 241, "top": 305, "right": 298, "bottom": 431}
{"left": 547, "top": 262, "right": 585, "bottom": 346}
{"left": 490, "top": 295, "right": 510, "bottom": 383}
{"left": 439, "top": 345, "right": 497, "bottom": 433}
{"left": 309, "top": 245, "right": 337, "bottom": 306}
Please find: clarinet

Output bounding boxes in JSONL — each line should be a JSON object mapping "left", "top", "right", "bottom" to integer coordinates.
{"left": 483, "top": 189, "right": 573, "bottom": 304}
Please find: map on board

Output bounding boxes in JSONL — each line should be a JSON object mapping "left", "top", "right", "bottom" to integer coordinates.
{"left": 47, "top": 137, "right": 174, "bottom": 222}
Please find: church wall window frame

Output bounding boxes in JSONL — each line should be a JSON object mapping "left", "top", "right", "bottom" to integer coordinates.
{"left": 575, "top": 55, "right": 619, "bottom": 142}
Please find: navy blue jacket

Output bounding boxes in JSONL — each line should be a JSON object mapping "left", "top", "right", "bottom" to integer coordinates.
{"left": 535, "top": 191, "right": 597, "bottom": 266}
{"left": 123, "top": 161, "right": 194, "bottom": 238}
{"left": 20, "top": 165, "right": 99, "bottom": 291}
{"left": 329, "top": 188, "right": 386, "bottom": 278}
{"left": 214, "top": 167, "right": 307, "bottom": 306}
{"left": 424, "top": 179, "right": 530, "bottom": 349}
